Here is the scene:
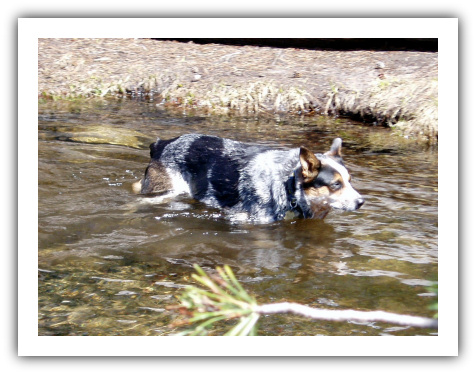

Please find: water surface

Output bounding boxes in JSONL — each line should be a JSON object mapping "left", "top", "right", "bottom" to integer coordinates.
{"left": 38, "top": 100, "right": 438, "bottom": 336}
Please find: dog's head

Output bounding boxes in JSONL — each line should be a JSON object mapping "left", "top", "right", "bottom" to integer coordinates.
{"left": 297, "top": 138, "right": 364, "bottom": 218}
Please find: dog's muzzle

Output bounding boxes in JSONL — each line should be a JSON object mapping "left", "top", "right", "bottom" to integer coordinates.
{"left": 355, "top": 198, "right": 365, "bottom": 209}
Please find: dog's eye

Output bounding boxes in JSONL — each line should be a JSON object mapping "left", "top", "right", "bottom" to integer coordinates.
{"left": 330, "top": 181, "right": 341, "bottom": 190}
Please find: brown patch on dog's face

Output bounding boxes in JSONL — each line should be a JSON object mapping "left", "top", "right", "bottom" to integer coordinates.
{"left": 303, "top": 171, "right": 345, "bottom": 198}
{"left": 303, "top": 185, "right": 332, "bottom": 219}
{"left": 304, "top": 185, "right": 330, "bottom": 198}
{"left": 326, "top": 173, "right": 347, "bottom": 196}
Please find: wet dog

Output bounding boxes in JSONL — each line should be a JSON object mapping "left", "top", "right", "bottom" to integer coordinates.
{"left": 133, "top": 134, "right": 364, "bottom": 223}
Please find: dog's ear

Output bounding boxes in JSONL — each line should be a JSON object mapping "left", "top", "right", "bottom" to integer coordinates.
{"left": 300, "top": 147, "right": 321, "bottom": 183}
{"left": 325, "top": 138, "right": 342, "bottom": 158}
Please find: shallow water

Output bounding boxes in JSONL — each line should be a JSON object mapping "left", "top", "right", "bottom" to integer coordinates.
{"left": 38, "top": 100, "right": 438, "bottom": 336}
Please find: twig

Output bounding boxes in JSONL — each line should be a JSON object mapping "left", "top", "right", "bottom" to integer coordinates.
{"left": 255, "top": 302, "right": 438, "bottom": 329}
{"left": 219, "top": 51, "right": 242, "bottom": 62}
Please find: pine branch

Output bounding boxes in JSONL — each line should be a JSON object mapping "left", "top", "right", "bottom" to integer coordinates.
{"left": 169, "top": 265, "right": 438, "bottom": 335}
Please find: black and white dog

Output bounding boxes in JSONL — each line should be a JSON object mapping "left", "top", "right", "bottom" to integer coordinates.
{"left": 133, "top": 134, "right": 364, "bottom": 223}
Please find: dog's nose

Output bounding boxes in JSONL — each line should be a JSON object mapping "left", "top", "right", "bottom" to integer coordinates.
{"left": 355, "top": 198, "right": 365, "bottom": 209}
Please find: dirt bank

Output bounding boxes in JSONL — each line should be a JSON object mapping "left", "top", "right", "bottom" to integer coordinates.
{"left": 38, "top": 38, "right": 438, "bottom": 143}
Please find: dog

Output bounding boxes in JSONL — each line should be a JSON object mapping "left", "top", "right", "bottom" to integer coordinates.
{"left": 133, "top": 134, "right": 364, "bottom": 223}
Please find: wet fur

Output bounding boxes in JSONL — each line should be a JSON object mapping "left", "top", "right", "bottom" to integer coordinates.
{"left": 133, "top": 134, "right": 364, "bottom": 223}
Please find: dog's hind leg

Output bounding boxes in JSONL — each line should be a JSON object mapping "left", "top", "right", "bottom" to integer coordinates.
{"left": 133, "top": 160, "right": 173, "bottom": 195}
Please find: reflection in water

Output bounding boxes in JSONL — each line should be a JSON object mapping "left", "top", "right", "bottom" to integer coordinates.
{"left": 38, "top": 100, "right": 438, "bottom": 336}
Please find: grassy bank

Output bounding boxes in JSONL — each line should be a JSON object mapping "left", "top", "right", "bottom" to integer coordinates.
{"left": 38, "top": 38, "right": 438, "bottom": 144}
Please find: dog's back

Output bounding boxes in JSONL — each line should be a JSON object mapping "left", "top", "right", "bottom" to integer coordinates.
{"left": 134, "top": 134, "right": 364, "bottom": 222}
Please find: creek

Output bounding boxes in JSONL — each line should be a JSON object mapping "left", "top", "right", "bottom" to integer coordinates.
{"left": 38, "top": 100, "right": 438, "bottom": 336}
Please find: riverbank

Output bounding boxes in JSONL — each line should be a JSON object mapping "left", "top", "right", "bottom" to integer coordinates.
{"left": 38, "top": 38, "right": 438, "bottom": 143}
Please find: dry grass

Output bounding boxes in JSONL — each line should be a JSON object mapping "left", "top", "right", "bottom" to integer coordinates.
{"left": 325, "top": 77, "right": 438, "bottom": 143}
{"left": 38, "top": 38, "right": 438, "bottom": 143}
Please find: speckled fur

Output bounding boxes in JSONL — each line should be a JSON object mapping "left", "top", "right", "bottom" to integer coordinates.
{"left": 134, "top": 134, "right": 364, "bottom": 223}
